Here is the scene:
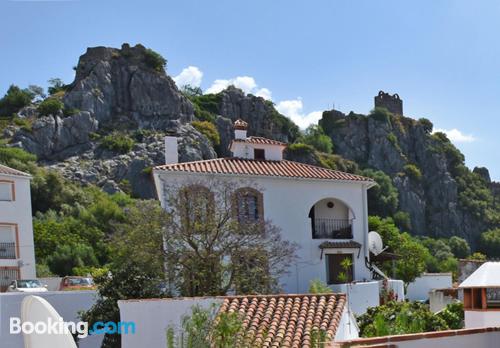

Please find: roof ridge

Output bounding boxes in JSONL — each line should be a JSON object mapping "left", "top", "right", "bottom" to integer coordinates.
{"left": 0, "top": 163, "right": 31, "bottom": 177}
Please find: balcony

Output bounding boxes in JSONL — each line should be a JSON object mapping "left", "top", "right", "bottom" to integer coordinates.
{"left": 0, "top": 242, "right": 16, "bottom": 259}
{"left": 312, "top": 218, "right": 353, "bottom": 239}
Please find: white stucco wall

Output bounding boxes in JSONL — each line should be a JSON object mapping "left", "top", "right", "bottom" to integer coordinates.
{"left": 330, "top": 281, "right": 379, "bottom": 315}
{"left": 0, "top": 174, "right": 36, "bottom": 280}
{"left": 0, "top": 291, "right": 101, "bottom": 348}
{"left": 406, "top": 273, "right": 453, "bottom": 301}
{"left": 465, "top": 310, "right": 500, "bottom": 329}
{"left": 154, "top": 172, "right": 373, "bottom": 294}
{"left": 230, "top": 142, "right": 285, "bottom": 161}
{"left": 429, "top": 290, "right": 456, "bottom": 313}
{"left": 334, "top": 307, "right": 359, "bottom": 341}
{"left": 118, "top": 297, "right": 222, "bottom": 348}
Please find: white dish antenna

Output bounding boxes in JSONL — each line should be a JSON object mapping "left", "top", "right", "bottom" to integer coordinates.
{"left": 368, "top": 231, "right": 385, "bottom": 256}
{"left": 21, "top": 295, "right": 77, "bottom": 348}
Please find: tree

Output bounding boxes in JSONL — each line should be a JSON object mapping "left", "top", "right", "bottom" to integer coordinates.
{"left": 113, "top": 179, "right": 297, "bottom": 297}
{"left": 0, "top": 84, "right": 34, "bottom": 116}
{"left": 447, "top": 236, "right": 471, "bottom": 259}
{"left": 362, "top": 169, "right": 399, "bottom": 217}
{"left": 27, "top": 85, "right": 46, "bottom": 101}
{"left": 300, "top": 125, "right": 333, "bottom": 153}
{"left": 182, "top": 84, "right": 203, "bottom": 97}
{"left": 47, "top": 78, "right": 66, "bottom": 95}
{"left": 478, "top": 228, "right": 500, "bottom": 258}
{"left": 81, "top": 263, "right": 164, "bottom": 348}
{"left": 46, "top": 243, "right": 98, "bottom": 276}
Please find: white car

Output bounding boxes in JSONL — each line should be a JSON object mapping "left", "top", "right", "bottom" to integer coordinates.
{"left": 7, "top": 279, "right": 48, "bottom": 292}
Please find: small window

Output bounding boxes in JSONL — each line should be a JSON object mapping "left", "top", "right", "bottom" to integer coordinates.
{"left": 254, "top": 149, "right": 265, "bottom": 160}
{"left": 0, "top": 182, "right": 13, "bottom": 201}
{"left": 326, "top": 253, "right": 353, "bottom": 284}
{"left": 233, "top": 188, "right": 263, "bottom": 224}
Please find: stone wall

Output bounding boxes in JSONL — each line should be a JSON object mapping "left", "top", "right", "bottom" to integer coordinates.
{"left": 374, "top": 90, "right": 403, "bottom": 115}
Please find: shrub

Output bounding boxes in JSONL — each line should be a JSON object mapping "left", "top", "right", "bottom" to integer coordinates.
{"left": 38, "top": 98, "right": 63, "bottom": 116}
{"left": 144, "top": 48, "right": 167, "bottom": 72}
{"left": 101, "top": 132, "right": 135, "bottom": 153}
{"left": 300, "top": 125, "right": 333, "bottom": 153}
{"left": 309, "top": 279, "right": 332, "bottom": 294}
{"left": 418, "top": 118, "right": 433, "bottom": 133}
{"left": 447, "top": 236, "right": 471, "bottom": 259}
{"left": 46, "top": 243, "right": 99, "bottom": 276}
{"left": 478, "top": 228, "right": 500, "bottom": 258}
{"left": 0, "top": 85, "right": 34, "bottom": 117}
{"left": 0, "top": 146, "right": 37, "bottom": 167}
{"left": 369, "top": 107, "right": 391, "bottom": 123}
{"left": 192, "top": 120, "right": 221, "bottom": 145}
{"left": 403, "top": 164, "right": 422, "bottom": 181}
{"left": 393, "top": 211, "right": 411, "bottom": 231}
{"left": 436, "top": 302, "right": 464, "bottom": 329}
{"left": 362, "top": 169, "right": 399, "bottom": 217}
{"left": 387, "top": 132, "right": 398, "bottom": 145}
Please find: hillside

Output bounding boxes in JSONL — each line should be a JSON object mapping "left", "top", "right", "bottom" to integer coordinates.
{"left": 0, "top": 43, "right": 498, "bottom": 247}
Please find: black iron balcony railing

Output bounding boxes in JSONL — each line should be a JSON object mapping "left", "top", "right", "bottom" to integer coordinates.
{"left": 312, "top": 218, "right": 353, "bottom": 239}
{"left": 0, "top": 242, "right": 16, "bottom": 259}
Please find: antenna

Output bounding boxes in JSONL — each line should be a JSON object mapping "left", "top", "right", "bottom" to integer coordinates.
{"left": 21, "top": 295, "right": 78, "bottom": 348}
{"left": 368, "top": 231, "right": 387, "bottom": 256}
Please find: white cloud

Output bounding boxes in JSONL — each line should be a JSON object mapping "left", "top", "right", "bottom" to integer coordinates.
{"left": 206, "top": 76, "right": 258, "bottom": 95}
{"left": 173, "top": 66, "right": 203, "bottom": 88}
{"left": 434, "top": 128, "right": 476, "bottom": 143}
{"left": 255, "top": 88, "right": 272, "bottom": 100}
{"left": 276, "top": 99, "right": 322, "bottom": 129}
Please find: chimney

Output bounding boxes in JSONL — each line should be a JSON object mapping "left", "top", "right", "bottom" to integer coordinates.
{"left": 164, "top": 136, "right": 178, "bottom": 164}
{"left": 234, "top": 119, "right": 248, "bottom": 140}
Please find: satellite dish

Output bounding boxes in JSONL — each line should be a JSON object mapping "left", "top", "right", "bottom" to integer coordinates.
{"left": 21, "top": 295, "right": 78, "bottom": 348}
{"left": 368, "top": 231, "right": 385, "bottom": 256}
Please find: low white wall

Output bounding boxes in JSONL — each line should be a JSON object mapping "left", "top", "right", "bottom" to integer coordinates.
{"left": 407, "top": 273, "right": 452, "bottom": 301}
{"left": 334, "top": 308, "right": 359, "bottom": 341}
{"left": 465, "top": 310, "right": 500, "bottom": 329}
{"left": 0, "top": 291, "right": 101, "bottom": 348}
{"left": 386, "top": 279, "right": 405, "bottom": 302}
{"left": 118, "top": 297, "right": 221, "bottom": 348}
{"left": 38, "top": 277, "right": 62, "bottom": 291}
{"left": 429, "top": 290, "right": 456, "bottom": 313}
{"left": 330, "top": 281, "right": 379, "bottom": 315}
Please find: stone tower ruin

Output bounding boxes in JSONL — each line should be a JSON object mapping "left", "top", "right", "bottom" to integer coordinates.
{"left": 374, "top": 90, "right": 403, "bottom": 115}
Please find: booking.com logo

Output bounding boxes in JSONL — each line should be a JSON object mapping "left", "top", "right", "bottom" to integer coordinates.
{"left": 10, "top": 317, "right": 136, "bottom": 338}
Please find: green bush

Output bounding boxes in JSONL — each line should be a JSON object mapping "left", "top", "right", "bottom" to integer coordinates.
{"left": 144, "top": 48, "right": 167, "bottom": 72}
{"left": 0, "top": 146, "right": 37, "bottom": 168}
{"left": 447, "top": 236, "right": 471, "bottom": 259}
{"left": 436, "top": 302, "right": 464, "bottom": 329}
{"left": 418, "top": 118, "right": 433, "bottom": 133}
{"left": 478, "top": 228, "right": 500, "bottom": 258}
{"left": 47, "top": 243, "right": 99, "bottom": 276}
{"left": 192, "top": 120, "right": 221, "bottom": 145}
{"left": 0, "top": 85, "right": 33, "bottom": 117}
{"left": 369, "top": 107, "right": 391, "bottom": 123}
{"left": 393, "top": 211, "right": 411, "bottom": 231}
{"left": 362, "top": 169, "right": 399, "bottom": 217}
{"left": 300, "top": 125, "right": 333, "bottom": 153}
{"left": 404, "top": 163, "right": 422, "bottom": 181}
{"left": 38, "top": 98, "right": 63, "bottom": 116}
{"left": 101, "top": 132, "right": 135, "bottom": 153}
{"left": 308, "top": 279, "right": 332, "bottom": 294}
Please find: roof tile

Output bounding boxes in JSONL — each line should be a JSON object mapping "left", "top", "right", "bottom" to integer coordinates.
{"left": 218, "top": 294, "right": 346, "bottom": 348}
{"left": 0, "top": 164, "right": 31, "bottom": 177}
{"left": 155, "top": 158, "right": 373, "bottom": 183}
{"left": 233, "top": 136, "right": 287, "bottom": 146}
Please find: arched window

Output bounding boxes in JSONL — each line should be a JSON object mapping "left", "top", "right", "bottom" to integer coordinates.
{"left": 180, "top": 185, "right": 213, "bottom": 226}
{"left": 233, "top": 188, "right": 263, "bottom": 224}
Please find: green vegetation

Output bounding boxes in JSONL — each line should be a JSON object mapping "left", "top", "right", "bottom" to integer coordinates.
{"left": 478, "top": 228, "right": 500, "bottom": 257}
{"left": 403, "top": 163, "right": 422, "bottom": 181}
{"left": 191, "top": 120, "right": 221, "bottom": 145}
{"left": 47, "top": 78, "right": 69, "bottom": 95}
{"left": 37, "top": 98, "right": 63, "bottom": 116}
{"left": 308, "top": 279, "right": 333, "bottom": 294}
{"left": 362, "top": 169, "right": 399, "bottom": 217}
{"left": 299, "top": 125, "right": 333, "bottom": 153}
{"left": 0, "top": 85, "right": 34, "bottom": 117}
{"left": 101, "top": 132, "right": 135, "bottom": 153}
{"left": 418, "top": 117, "right": 433, "bottom": 133}
{"left": 144, "top": 48, "right": 167, "bottom": 72}
{"left": 357, "top": 301, "right": 463, "bottom": 338}
{"left": 369, "top": 107, "right": 391, "bottom": 123}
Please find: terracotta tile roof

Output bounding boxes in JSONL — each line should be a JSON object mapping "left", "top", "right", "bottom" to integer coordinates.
{"left": 319, "top": 241, "right": 362, "bottom": 249}
{"left": 218, "top": 293, "right": 346, "bottom": 348}
{"left": 0, "top": 164, "right": 31, "bottom": 177}
{"left": 234, "top": 119, "right": 248, "bottom": 130}
{"left": 233, "top": 136, "right": 287, "bottom": 146}
{"left": 155, "top": 158, "right": 374, "bottom": 183}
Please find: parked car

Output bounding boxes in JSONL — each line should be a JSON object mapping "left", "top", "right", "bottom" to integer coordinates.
{"left": 59, "top": 276, "right": 95, "bottom": 291}
{"left": 7, "top": 279, "right": 48, "bottom": 292}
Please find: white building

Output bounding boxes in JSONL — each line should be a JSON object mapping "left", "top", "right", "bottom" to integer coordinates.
{"left": 153, "top": 119, "right": 399, "bottom": 296}
{"left": 0, "top": 164, "right": 36, "bottom": 291}
{"left": 459, "top": 262, "right": 500, "bottom": 328}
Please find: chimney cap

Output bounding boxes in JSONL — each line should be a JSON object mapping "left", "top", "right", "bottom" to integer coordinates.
{"left": 234, "top": 119, "right": 248, "bottom": 130}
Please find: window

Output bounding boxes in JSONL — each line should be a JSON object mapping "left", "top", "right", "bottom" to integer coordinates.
{"left": 0, "top": 225, "right": 16, "bottom": 259}
{"left": 233, "top": 188, "right": 263, "bottom": 224}
{"left": 326, "top": 253, "right": 353, "bottom": 284}
{"left": 254, "top": 148, "right": 265, "bottom": 160}
{"left": 0, "top": 182, "right": 14, "bottom": 201}
{"left": 180, "top": 185, "right": 213, "bottom": 227}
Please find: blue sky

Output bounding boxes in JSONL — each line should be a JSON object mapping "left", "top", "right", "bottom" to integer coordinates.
{"left": 1, "top": 0, "right": 499, "bottom": 179}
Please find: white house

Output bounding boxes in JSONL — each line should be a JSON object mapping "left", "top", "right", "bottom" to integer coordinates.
{"left": 153, "top": 119, "right": 399, "bottom": 297}
{"left": 0, "top": 164, "right": 36, "bottom": 291}
{"left": 459, "top": 262, "right": 500, "bottom": 328}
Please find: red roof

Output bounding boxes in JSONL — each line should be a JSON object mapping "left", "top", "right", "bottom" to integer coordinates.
{"left": 232, "top": 136, "right": 287, "bottom": 146}
{"left": 154, "top": 158, "right": 373, "bottom": 182}
{"left": 0, "top": 164, "right": 31, "bottom": 177}
{"left": 218, "top": 293, "right": 346, "bottom": 348}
